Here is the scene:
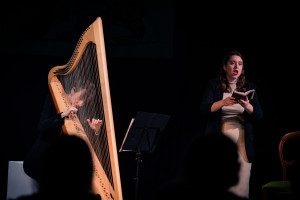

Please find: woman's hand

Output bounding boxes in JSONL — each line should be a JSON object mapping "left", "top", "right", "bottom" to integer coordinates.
{"left": 87, "top": 118, "right": 103, "bottom": 134}
{"left": 223, "top": 97, "right": 236, "bottom": 106}
{"left": 238, "top": 96, "right": 253, "bottom": 114}
{"left": 211, "top": 97, "right": 236, "bottom": 112}
{"left": 61, "top": 107, "right": 78, "bottom": 118}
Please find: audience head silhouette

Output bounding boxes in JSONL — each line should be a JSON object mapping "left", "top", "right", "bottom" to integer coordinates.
{"left": 40, "top": 134, "right": 95, "bottom": 199}
{"left": 184, "top": 134, "right": 240, "bottom": 197}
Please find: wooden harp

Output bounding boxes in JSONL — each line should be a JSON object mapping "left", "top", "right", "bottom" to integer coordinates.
{"left": 48, "top": 17, "right": 122, "bottom": 200}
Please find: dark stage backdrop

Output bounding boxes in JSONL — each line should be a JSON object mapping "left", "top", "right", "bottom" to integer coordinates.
{"left": 1, "top": 1, "right": 299, "bottom": 200}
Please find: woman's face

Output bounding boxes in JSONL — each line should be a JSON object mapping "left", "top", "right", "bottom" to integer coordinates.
{"left": 68, "top": 88, "right": 87, "bottom": 108}
{"left": 223, "top": 55, "right": 243, "bottom": 82}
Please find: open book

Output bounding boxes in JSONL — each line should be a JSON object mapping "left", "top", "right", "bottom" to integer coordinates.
{"left": 232, "top": 89, "right": 255, "bottom": 101}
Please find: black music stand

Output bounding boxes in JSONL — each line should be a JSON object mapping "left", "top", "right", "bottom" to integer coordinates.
{"left": 119, "top": 111, "right": 170, "bottom": 200}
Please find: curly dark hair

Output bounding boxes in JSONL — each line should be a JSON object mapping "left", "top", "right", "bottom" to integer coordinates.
{"left": 218, "top": 51, "right": 246, "bottom": 93}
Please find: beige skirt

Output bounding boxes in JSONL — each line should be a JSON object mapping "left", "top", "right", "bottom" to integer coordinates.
{"left": 222, "top": 117, "right": 252, "bottom": 198}
{"left": 222, "top": 117, "right": 248, "bottom": 163}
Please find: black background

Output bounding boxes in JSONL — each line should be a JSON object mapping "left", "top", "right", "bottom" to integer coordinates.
{"left": 1, "top": 1, "right": 299, "bottom": 200}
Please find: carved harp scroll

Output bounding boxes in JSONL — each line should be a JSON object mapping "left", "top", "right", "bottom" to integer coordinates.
{"left": 48, "top": 17, "right": 123, "bottom": 200}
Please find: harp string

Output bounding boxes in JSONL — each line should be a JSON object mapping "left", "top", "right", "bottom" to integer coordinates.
{"left": 90, "top": 43, "right": 113, "bottom": 185}
{"left": 58, "top": 43, "right": 114, "bottom": 187}
{"left": 83, "top": 43, "right": 113, "bottom": 186}
{"left": 88, "top": 44, "right": 114, "bottom": 185}
{"left": 91, "top": 44, "right": 114, "bottom": 185}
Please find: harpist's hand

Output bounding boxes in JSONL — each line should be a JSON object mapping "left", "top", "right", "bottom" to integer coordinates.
{"left": 223, "top": 97, "right": 236, "bottom": 106}
{"left": 87, "top": 118, "right": 103, "bottom": 134}
{"left": 61, "top": 107, "right": 78, "bottom": 118}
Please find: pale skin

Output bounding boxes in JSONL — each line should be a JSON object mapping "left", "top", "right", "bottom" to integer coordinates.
{"left": 211, "top": 55, "right": 253, "bottom": 114}
{"left": 61, "top": 87, "right": 103, "bottom": 133}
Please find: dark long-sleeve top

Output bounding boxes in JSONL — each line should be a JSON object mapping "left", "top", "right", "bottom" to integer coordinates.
{"left": 23, "top": 93, "right": 64, "bottom": 180}
{"left": 37, "top": 93, "right": 64, "bottom": 141}
{"left": 200, "top": 78, "right": 263, "bottom": 162}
